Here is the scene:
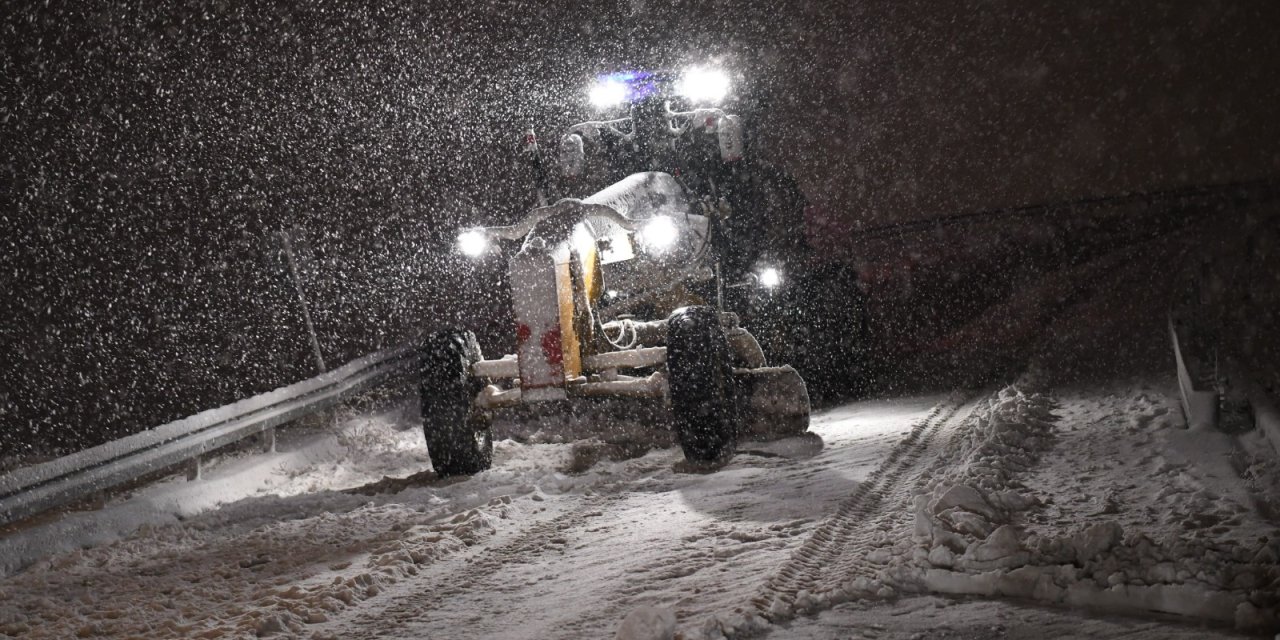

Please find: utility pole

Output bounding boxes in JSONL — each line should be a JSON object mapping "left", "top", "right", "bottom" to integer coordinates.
{"left": 279, "top": 228, "right": 326, "bottom": 375}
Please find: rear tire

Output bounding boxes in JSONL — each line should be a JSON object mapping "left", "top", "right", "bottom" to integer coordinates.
{"left": 419, "top": 331, "right": 493, "bottom": 477}
{"left": 667, "top": 306, "right": 740, "bottom": 463}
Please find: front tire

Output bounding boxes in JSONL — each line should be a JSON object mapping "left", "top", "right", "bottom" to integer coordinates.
{"left": 667, "top": 306, "right": 740, "bottom": 464}
{"left": 419, "top": 331, "right": 493, "bottom": 477}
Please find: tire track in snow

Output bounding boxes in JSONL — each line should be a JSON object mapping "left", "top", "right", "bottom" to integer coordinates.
{"left": 752, "top": 391, "right": 979, "bottom": 621}
{"left": 316, "top": 491, "right": 618, "bottom": 640}
{"left": 314, "top": 397, "right": 948, "bottom": 638}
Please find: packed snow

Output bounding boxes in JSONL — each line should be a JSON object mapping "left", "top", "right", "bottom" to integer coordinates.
{"left": 1, "top": 374, "right": 1276, "bottom": 638}
{"left": 745, "top": 379, "right": 1278, "bottom": 638}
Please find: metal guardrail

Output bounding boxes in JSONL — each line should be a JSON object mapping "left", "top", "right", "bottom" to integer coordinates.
{"left": 856, "top": 178, "right": 1280, "bottom": 243}
{"left": 1169, "top": 317, "right": 1219, "bottom": 431}
{"left": 1237, "top": 369, "right": 1280, "bottom": 458}
{"left": 0, "top": 345, "right": 418, "bottom": 527}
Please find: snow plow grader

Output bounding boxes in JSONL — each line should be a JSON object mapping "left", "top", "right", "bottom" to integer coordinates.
{"left": 420, "top": 65, "right": 812, "bottom": 476}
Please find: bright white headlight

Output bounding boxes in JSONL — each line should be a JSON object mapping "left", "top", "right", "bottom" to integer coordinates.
{"left": 589, "top": 79, "right": 627, "bottom": 108}
{"left": 640, "top": 216, "right": 679, "bottom": 253}
{"left": 571, "top": 224, "right": 597, "bottom": 258}
{"left": 759, "top": 267, "right": 781, "bottom": 288}
{"left": 457, "top": 229, "right": 488, "bottom": 257}
{"left": 677, "top": 66, "right": 731, "bottom": 104}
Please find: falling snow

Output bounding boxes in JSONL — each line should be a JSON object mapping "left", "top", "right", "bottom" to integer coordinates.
{"left": 3, "top": 1, "right": 1280, "bottom": 638}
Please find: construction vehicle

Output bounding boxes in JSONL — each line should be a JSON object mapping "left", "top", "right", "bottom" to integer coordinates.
{"left": 420, "top": 65, "right": 812, "bottom": 475}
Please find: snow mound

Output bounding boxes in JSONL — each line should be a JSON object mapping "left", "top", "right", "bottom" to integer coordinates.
{"left": 911, "top": 384, "right": 1057, "bottom": 571}
{"left": 851, "top": 383, "right": 1280, "bottom": 632}
{"left": 614, "top": 606, "right": 676, "bottom": 640}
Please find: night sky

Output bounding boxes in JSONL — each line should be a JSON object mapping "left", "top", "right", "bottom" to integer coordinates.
{"left": 3, "top": 0, "right": 1279, "bottom": 455}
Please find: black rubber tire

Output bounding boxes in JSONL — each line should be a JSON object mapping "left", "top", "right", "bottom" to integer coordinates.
{"left": 667, "top": 306, "right": 740, "bottom": 463}
{"left": 419, "top": 331, "right": 493, "bottom": 477}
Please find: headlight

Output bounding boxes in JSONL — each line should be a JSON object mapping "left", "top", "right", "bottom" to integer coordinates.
{"left": 589, "top": 78, "right": 628, "bottom": 109}
{"left": 457, "top": 229, "right": 488, "bottom": 257}
{"left": 571, "top": 223, "right": 597, "bottom": 258}
{"left": 758, "top": 267, "right": 781, "bottom": 288}
{"left": 639, "top": 216, "right": 679, "bottom": 253}
{"left": 588, "top": 71, "right": 657, "bottom": 109}
{"left": 676, "top": 66, "right": 731, "bottom": 104}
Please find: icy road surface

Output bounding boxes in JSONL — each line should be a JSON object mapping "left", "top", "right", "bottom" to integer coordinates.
{"left": 1, "top": 383, "right": 1275, "bottom": 638}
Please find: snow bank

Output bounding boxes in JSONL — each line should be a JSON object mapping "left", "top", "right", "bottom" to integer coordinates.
{"left": 848, "top": 383, "right": 1279, "bottom": 632}
{"left": 614, "top": 606, "right": 676, "bottom": 640}
{"left": 909, "top": 383, "right": 1057, "bottom": 572}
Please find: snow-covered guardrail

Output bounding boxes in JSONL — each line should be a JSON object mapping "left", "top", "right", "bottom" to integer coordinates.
{"left": 0, "top": 345, "right": 419, "bottom": 527}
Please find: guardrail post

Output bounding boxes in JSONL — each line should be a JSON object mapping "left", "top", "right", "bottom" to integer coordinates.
{"left": 259, "top": 427, "right": 276, "bottom": 454}
{"left": 186, "top": 456, "right": 202, "bottom": 481}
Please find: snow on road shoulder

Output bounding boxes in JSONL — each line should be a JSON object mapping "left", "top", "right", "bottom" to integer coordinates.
{"left": 0, "top": 404, "right": 433, "bottom": 578}
{"left": 0, "top": 488, "right": 524, "bottom": 638}
{"left": 825, "top": 379, "right": 1280, "bottom": 634}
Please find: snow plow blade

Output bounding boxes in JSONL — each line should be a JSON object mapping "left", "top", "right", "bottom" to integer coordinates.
{"left": 736, "top": 365, "right": 810, "bottom": 441}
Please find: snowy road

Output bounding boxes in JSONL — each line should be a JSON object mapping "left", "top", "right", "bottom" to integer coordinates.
{"left": 313, "top": 394, "right": 952, "bottom": 640}
{"left": 0, "top": 393, "right": 941, "bottom": 638}
{"left": 1, "top": 380, "right": 1275, "bottom": 638}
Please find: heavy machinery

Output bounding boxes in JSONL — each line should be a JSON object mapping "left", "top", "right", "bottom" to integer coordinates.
{"left": 420, "top": 65, "right": 813, "bottom": 476}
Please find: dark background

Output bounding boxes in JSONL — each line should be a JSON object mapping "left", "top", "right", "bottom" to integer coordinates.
{"left": 3, "top": 0, "right": 1279, "bottom": 456}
